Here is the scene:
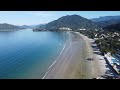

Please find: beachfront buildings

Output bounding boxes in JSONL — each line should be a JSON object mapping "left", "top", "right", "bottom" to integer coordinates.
{"left": 59, "top": 27, "right": 72, "bottom": 31}
{"left": 77, "top": 28, "right": 86, "bottom": 31}
{"left": 105, "top": 52, "right": 120, "bottom": 74}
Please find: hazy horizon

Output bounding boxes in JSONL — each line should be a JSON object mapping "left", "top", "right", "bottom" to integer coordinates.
{"left": 0, "top": 11, "right": 120, "bottom": 26}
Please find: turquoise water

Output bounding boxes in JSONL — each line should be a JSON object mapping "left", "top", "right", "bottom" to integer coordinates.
{"left": 0, "top": 29, "right": 68, "bottom": 79}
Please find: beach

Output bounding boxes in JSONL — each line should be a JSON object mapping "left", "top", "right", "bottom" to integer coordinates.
{"left": 43, "top": 31, "right": 107, "bottom": 79}
{"left": 79, "top": 33, "right": 106, "bottom": 78}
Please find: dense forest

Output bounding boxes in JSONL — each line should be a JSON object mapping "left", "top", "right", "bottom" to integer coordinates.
{"left": 103, "top": 23, "right": 120, "bottom": 32}
{"left": 91, "top": 15, "right": 120, "bottom": 28}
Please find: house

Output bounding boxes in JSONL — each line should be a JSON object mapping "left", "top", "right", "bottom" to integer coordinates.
{"left": 59, "top": 27, "right": 72, "bottom": 31}
{"left": 77, "top": 28, "right": 86, "bottom": 31}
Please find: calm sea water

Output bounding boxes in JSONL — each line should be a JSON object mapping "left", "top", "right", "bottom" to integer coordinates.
{"left": 0, "top": 29, "right": 68, "bottom": 79}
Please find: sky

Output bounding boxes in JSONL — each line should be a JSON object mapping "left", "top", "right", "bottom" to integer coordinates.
{"left": 0, "top": 11, "right": 120, "bottom": 25}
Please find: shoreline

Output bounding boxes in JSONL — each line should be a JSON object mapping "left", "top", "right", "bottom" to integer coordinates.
{"left": 42, "top": 31, "right": 107, "bottom": 79}
{"left": 42, "top": 31, "right": 88, "bottom": 79}
{"left": 42, "top": 43, "right": 67, "bottom": 79}
{"left": 77, "top": 32, "right": 108, "bottom": 78}
{"left": 42, "top": 31, "right": 71, "bottom": 79}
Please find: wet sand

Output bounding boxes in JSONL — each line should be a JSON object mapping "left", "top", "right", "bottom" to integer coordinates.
{"left": 42, "top": 31, "right": 106, "bottom": 79}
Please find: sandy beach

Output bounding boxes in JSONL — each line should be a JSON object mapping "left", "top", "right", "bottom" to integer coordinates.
{"left": 42, "top": 31, "right": 107, "bottom": 79}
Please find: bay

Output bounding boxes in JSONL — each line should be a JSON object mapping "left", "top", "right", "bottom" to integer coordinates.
{"left": 0, "top": 29, "right": 68, "bottom": 79}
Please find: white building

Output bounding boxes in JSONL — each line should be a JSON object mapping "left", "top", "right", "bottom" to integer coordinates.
{"left": 59, "top": 27, "right": 72, "bottom": 31}
{"left": 95, "top": 29, "right": 98, "bottom": 31}
{"left": 77, "top": 28, "right": 86, "bottom": 31}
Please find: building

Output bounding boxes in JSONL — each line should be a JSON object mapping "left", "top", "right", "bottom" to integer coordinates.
{"left": 59, "top": 27, "right": 72, "bottom": 31}
{"left": 77, "top": 28, "right": 86, "bottom": 31}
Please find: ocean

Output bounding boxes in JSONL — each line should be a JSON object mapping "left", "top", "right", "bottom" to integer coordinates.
{"left": 0, "top": 29, "right": 68, "bottom": 79}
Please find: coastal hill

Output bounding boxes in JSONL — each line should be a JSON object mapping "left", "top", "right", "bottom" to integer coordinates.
{"left": 0, "top": 23, "right": 45, "bottom": 31}
{"left": 91, "top": 15, "right": 120, "bottom": 22}
{"left": 103, "top": 22, "right": 120, "bottom": 32}
{"left": 19, "top": 25, "right": 31, "bottom": 29}
{"left": 0, "top": 23, "right": 25, "bottom": 31}
{"left": 95, "top": 19, "right": 120, "bottom": 28}
{"left": 19, "top": 24, "right": 45, "bottom": 29}
{"left": 34, "top": 15, "right": 100, "bottom": 31}
{"left": 91, "top": 16, "right": 120, "bottom": 28}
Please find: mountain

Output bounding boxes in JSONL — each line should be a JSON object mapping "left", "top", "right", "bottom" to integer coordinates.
{"left": 0, "top": 23, "right": 25, "bottom": 31}
{"left": 103, "top": 22, "right": 120, "bottom": 32}
{"left": 29, "top": 25, "right": 38, "bottom": 28}
{"left": 96, "top": 19, "right": 120, "bottom": 27}
{"left": 19, "top": 25, "right": 31, "bottom": 29}
{"left": 19, "top": 24, "right": 46, "bottom": 29}
{"left": 91, "top": 16, "right": 120, "bottom": 28}
{"left": 91, "top": 16, "right": 120, "bottom": 22}
{"left": 35, "top": 15, "right": 100, "bottom": 31}
{"left": 34, "top": 24, "right": 46, "bottom": 29}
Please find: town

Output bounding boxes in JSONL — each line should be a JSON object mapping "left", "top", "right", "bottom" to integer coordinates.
{"left": 79, "top": 28, "right": 120, "bottom": 79}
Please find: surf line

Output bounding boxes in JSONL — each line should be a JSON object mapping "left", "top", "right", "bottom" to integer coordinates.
{"left": 42, "top": 43, "right": 67, "bottom": 79}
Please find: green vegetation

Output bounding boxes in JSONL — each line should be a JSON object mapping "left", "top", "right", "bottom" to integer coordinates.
{"left": 79, "top": 30, "right": 120, "bottom": 55}
{"left": 96, "top": 19, "right": 120, "bottom": 28}
{"left": 0, "top": 23, "right": 25, "bottom": 31}
{"left": 91, "top": 16, "right": 120, "bottom": 28}
{"left": 34, "top": 15, "right": 100, "bottom": 31}
{"left": 103, "top": 23, "right": 120, "bottom": 32}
